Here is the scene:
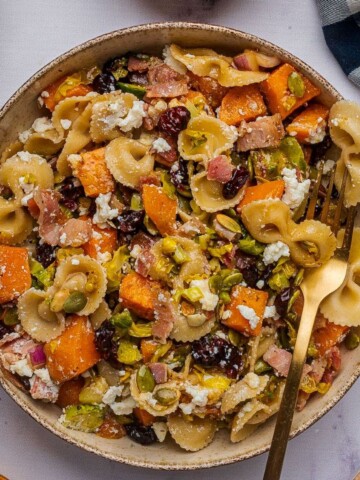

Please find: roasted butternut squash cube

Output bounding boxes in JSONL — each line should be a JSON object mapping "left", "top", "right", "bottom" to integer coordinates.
{"left": 0, "top": 245, "right": 31, "bottom": 304}
{"left": 120, "top": 272, "right": 161, "bottom": 321}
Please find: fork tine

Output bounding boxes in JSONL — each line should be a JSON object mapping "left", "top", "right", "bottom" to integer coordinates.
{"left": 333, "top": 168, "right": 349, "bottom": 236}
{"left": 320, "top": 164, "right": 337, "bottom": 224}
{"left": 341, "top": 205, "right": 357, "bottom": 256}
{"left": 306, "top": 160, "right": 324, "bottom": 220}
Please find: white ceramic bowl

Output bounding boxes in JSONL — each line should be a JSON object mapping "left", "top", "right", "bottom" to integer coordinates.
{"left": 0, "top": 22, "right": 359, "bottom": 470}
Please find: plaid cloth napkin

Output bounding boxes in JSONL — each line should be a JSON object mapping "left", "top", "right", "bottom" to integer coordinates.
{"left": 316, "top": 0, "right": 360, "bottom": 88}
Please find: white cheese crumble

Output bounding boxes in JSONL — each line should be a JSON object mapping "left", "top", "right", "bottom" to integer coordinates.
{"left": 281, "top": 168, "right": 311, "bottom": 209}
{"left": 71, "top": 258, "right": 80, "bottom": 266}
{"left": 318, "top": 159, "right": 335, "bottom": 175}
{"left": 32, "top": 117, "right": 53, "bottom": 133}
{"left": 264, "top": 305, "right": 279, "bottom": 319}
{"left": 263, "top": 241, "right": 290, "bottom": 266}
{"left": 117, "top": 100, "right": 147, "bottom": 133}
{"left": 59, "top": 232, "right": 67, "bottom": 244}
{"left": 179, "top": 383, "right": 210, "bottom": 415}
{"left": 256, "top": 280, "right": 265, "bottom": 289}
{"left": 130, "top": 244, "right": 142, "bottom": 259}
{"left": 237, "top": 305, "right": 260, "bottom": 330}
{"left": 246, "top": 372, "right": 261, "bottom": 389}
{"left": 33, "top": 368, "right": 54, "bottom": 386}
{"left": 102, "top": 385, "right": 124, "bottom": 405}
{"left": 110, "top": 396, "right": 136, "bottom": 415}
{"left": 152, "top": 137, "right": 172, "bottom": 153}
{"left": 18, "top": 129, "right": 33, "bottom": 144}
{"left": 222, "top": 310, "right": 232, "bottom": 320}
{"left": 17, "top": 151, "right": 34, "bottom": 163}
{"left": 60, "top": 119, "right": 72, "bottom": 130}
{"left": 9, "top": 359, "right": 33, "bottom": 377}
{"left": 93, "top": 192, "right": 119, "bottom": 227}
{"left": 190, "top": 279, "right": 219, "bottom": 311}
{"left": 97, "top": 251, "right": 112, "bottom": 264}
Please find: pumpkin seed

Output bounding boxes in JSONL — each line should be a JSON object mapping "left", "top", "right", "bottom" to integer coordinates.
{"left": 136, "top": 365, "right": 155, "bottom": 393}
{"left": 219, "top": 291, "right": 231, "bottom": 304}
{"left": 287, "top": 72, "right": 305, "bottom": 98}
{"left": 110, "top": 310, "right": 133, "bottom": 329}
{"left": 254, "top": 359, "right": 272, "bottom": 375}
{"left": 63, "top": 291, "right": 87, "bottom": 313}
{"left": 3, "top": 308, "right": 19, "bottom": 326}
{"left": 345, "top": 331, "right": 360, "bottom": 350}
{"left": 208, "top": 274, "right": 223, "bottom": 293}
{"left": 222, "top": 272, "right": 243, "bottom": 289}
{"left": 154, "top": 387, "right": 178, "bottom": 406}
{"left": 181, "top": 286, "right": 204, "bottom": 303}
{"left": 117, "top": 340, "right": 142, "bottom": 365}
{"left": 215, "top": 214, "right": 242, "bottom": 234}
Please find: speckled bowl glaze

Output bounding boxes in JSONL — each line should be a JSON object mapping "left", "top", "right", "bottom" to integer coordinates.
{"left": 0, "top": 22, "right": 359, "bottom": 470}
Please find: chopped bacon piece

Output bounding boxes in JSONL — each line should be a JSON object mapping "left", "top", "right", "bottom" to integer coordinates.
{"left": 33, "top": 189, "right": 61, "bottom": 246}
{"left": 30, "top": 375, "right": 59, "bottom": 403}
{"left": 128, "top": 56, "right": 151, "bottom": 73}
{"left": 130, "top": 232, "right": 156, "bottom": 278}
{"left": 152, "top": 292, "right": 176, "bottom": 343}
{"left": 263, "top": 344, "right": 312, "bottom": 378}
{"left": 177, "top": 217, "right": 206, "bottom": 238}
{"left": 237, "top": 114, "right": 285, "bottom": 152}
{"left": 148, "top": 362, "right": 168, "bottom": 384}
{"left": 146, "top": 80, "right": 189, "bottom": 99}
{"left": 326, "top": 346, "right": 341, "bottom": 372}
{"left": 309, "top": 357, "right": 327, "bottom": 383}
{"left": 207, "top": 155, "right": 234, "bottom": 183}
{"left": 154, "top": 135, "right": 178, "bottom": 167}
{"left": 296, "top": 391, "right": 310, "bottom": 411}
{"left": 58, "top": 218, "right": 92, "bottom": 247}
{"left": 148, "top": 64, "right": 183, "bottom": 84}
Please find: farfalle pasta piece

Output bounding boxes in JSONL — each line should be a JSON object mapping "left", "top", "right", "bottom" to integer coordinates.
{"left": 130, "top": 374, "right": 180, "bottom": 416}
{"left": 169, "top": 44, "right": 269, "bottom": 87}
{"left": 24, "top": 129, "right": 65, "bottom": 156}
{"left": 17, "top": 288, "right": 65, "bottom": 342}
{"left": 329, "top": 101, "right": 360, "bottom": 207}
{"left": 89, "top": 300, "right": 112, "bottom": 330}
{"left": 241, "top": 199, "right": 336, "bottom": 267}
{"left": 90, "top": 91, "right": 138, "bottom": 143}
{"left": 51, "top": 255, "right": 107, "bottom": 316}
{"left": 190, "top": 170, "right": 246, "bottom": 212}
{"left": 320, "top": 228, "right": 360, "bottom": 327}
{"left": 105, "top": 136, "right": 155, "bottom": 189}
{"left": 167, "top": 413, "right": 217, "bottom": 451}
{"left": 170, "top": 312, "right": 216, "bottom": 342}
{"left": 230, "top": 399, "right": 265, "bottom": 443}
{"left": 221, "top": 372, "right": 269, "bottom": 414}
{"left": 247, "top": 381, "right": 285, "bottom": 426}
{"left": 178, "top": 115, "right": 237, "bottom": 163}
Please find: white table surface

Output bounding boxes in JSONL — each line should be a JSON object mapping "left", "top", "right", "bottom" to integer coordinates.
{"left": 1, "top": 1, "right": 360, "bottom": 479}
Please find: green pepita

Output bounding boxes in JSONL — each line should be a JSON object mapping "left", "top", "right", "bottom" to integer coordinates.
{"left": 3, "top": 308, "right": 19, "bottom": 326}
{"left": 63, "top": 291, "right": 87, "bottom": 313}
{"left": 222, "top": 272, "right": 243, "bottom": 289}
{"left": 117, "top": 340, "right": 142, "bottom": 365}
{"left": 215, "top": 214, "right": 242, "bottom": 234}
{"left": 219, "top": 291, "right": 231, "bottom": 304}
{"left": 287, "top": 72, "right": 305, "bottom": 98}
{"left": 208, "top": 275, "right": 223, "bottom": 294}
{"left": 345, "top": 331, "right": 360, "bottom": 350}
{"left": 136, "top": 365, "right": 155, "bottom": 393}
{"left": 110, "top": 310, "right": 133, "bottom": 329}
{"left": 254, "top": 359, "right": 272, "bottom": 375}
{"left": 154, "top": 387, "right": 178, "bottom": 406}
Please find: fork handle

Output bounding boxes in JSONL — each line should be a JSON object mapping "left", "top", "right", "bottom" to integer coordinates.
{"left": 263, "top": 299, "right": 320, "bottom": 480}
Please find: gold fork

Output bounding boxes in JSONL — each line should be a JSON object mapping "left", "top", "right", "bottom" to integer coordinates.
{"left": 263, "top": 164, "right": 357, "bottom": 480}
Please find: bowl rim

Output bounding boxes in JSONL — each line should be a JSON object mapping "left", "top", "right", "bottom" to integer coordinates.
{"left": 0, "top": 21, "right": 358, "bottom": 471}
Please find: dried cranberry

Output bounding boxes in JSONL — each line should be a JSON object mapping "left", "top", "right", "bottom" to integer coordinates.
{"left": 58, "top": 178, "right": 84, "bottom": 212}
{"left": 128, "top": 72, "right": 148, "bottom": 86}
{"left": 192, "top": 335, "right": 244, "bottom": 379}
{"left": 16, "top": 374, "right": 31, "bottom": 391}
{"left": 222, "top": 165, "right": 249, "bottom": 200}
{"left": 35, "top": 243, "right": 56, "bottom": 268}
{"left": 125, "top": 424, "right": 157, "bottom": 445}
{"left": 92, "top": 73, "right": 116, "bottom": 94}
{"left": 95, "top": 320, "right": 118, "bottom": 361}
{"left": 158, "top": 106, "right": 190, "bottom": 137}
{"left": 0, "top": 322, "right": 11, "bottom": 340}
{"left": 117, "top": 209, "right": 145, "bottom": 234}
{"left": 235, "top": 253, "right": 259, "bottom": 288}
{"left": 274, "top": 287, "right": 292, "bottom": 317}
{"left": 170, "top": 158, "right": 189, "bottom": 190}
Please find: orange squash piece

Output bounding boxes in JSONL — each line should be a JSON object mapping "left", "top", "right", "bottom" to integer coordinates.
{"left": 286, "top": 103, "right": 329, "bottom": 143}
{"left": 0, "top": 245, "right": 31, "bottom": 304}
{"left": 43, "top": 76, "right": 93, "bottom": 112}
{"left": 313, "top": 322, "right": 349, "bottom": 356}
{"left": 74, "top": 147, "right": 115, "bottom": 198}
{"left": 133, "top": 407, "right": 155, "bottom": 426}
{"left": 44, "top": 316, "right": 100, "bottom": 383}
{"left": 219, "top": 85, "right": 267, "bottom": 126}
{"left": 82, "top": 223, "right": 117, "bottom": 259}
{"left": 261, "top": 64, "right": 321, "bottom": 119}
{"left": 142, "top": 185, "right": 177, "bottom": 236}
{"left": 222, "top": 286, "right": 268, "bottom": 336}
{"left": 119, "top": 272, "right": 161, "bottom": 321}
{"left": 140, "top": 339, "right": 159, "bottom": 363}
{"left": 237, "top": 180, "right": 285, "bottom": 211}
{"left": 56, "top": 378, "right": 85, "bottom": 408}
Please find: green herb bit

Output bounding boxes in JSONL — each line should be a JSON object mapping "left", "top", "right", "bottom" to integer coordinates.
{"left": 111, "top": 309, "right": 133, "bottom": 329}
{"left": 128, "top": 322, "right": 153, "bottom": 338}
{"left": 136, "top": 365, "right": 155, "bottom": 393}
{"left": 79, "top": 377, "right": 109, "bottom": 404}
{"left": 208, "top": 243, "right": 233, "bottom": 258}
{"left": 187, "top": 130, "right": 207, "bottom": 149}
{"left": 117, "top": 82, "right": 146, "bottom": 99}
{"left": 287, "top": 72, "right": 305, "bottom": 98}
{"left": 130, "top": 193, "right": 143, "bottom": 211}
{"left": 29, "top": 258, "right": 55, "bottom": 289}
{"left": 219, "top": 291, "right": 231, "bottom": 304}
{"left": 160, "top": 171, "right": 176, "bottom": 199}
{"left": 222, "top": 272, "right": 243, "bottom": 289}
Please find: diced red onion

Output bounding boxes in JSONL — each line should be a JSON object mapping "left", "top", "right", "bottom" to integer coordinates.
{"left": 29, "top": 345, "right": 46, "bottom": 367}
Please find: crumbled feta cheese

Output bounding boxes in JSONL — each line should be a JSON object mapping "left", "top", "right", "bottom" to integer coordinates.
{"left": 41, "top": 90, "right": 50, "bottom": 98}
{"left": 71, "top": 258, "right": 80, "bottom": 266}
{"left": 21, "top": 192, "right": 34, "bottom": 206}
{"left": 97, "top": 251, "right": 112, "bottom": 264}
{"left": 263, "top": 241, "right": 290, "bottom": 265}
{"left": 237, "top": 305, "right": 260, "bottom": 330}
{"left": 222, "top": 310, "right": 232, "bottom": 320}
{"left": 256, "top": 280, "right": 265, "bottom": 289}
{"left": 152, "top": 137, "right": 172, "bottom": 153}
{"left": 32, "top": 117, "right": 53, "bottom": 133}
{"left": 264, "top": 305, "right": 278, "bottom": 319}
{"left": 158, "top": 292, "right": 166, "bottom": 302}
{"left": 102, "top": 385, "right": 124, "bottom": 405}
{"left": 246, "top": 372, "right": 260, "bottom": 389}
{"left": 33, "top": 368, "right": 52, "bottom": 385}
{"left": 152, "top": 422, "right": 168, "bottom": 442}
{"left": 59, "top": 232, "right": 67, "bottom": 244}
{"left": 318, "top": 159, "right": 335, "bottom": 175}
{"left": 18, "top": 128, "right": 33, "bottom": 144}
{"left": 116, "top": 100, "right": 147, "bottom": 133}
{"left": 9, "top": 359, "right": 33, "bottom": 377}
{"left": 190, "top": 279, "right": 219, "bottom": 311}
{"left": 68, "top": 153, "right": 82, "bottom": 173}
{"left": 281, "top": 168, "right": 311, "bottom": 209}
{"left": 130, "top": 244, "right": 142, "bottom": 259}
{"left": 17, "top": 151, "right": 34, "bottom": 163}
{"left": 60, "top": 119, "right": 72, "bottom": 130}
{"left": 93, "top": 192, "right": 119, "bottom": 227}
{"left": 110, "top": 396, "right": 136, "bottom": 415}
{"left": 179, "top": 383, "right": 210, "bottom": 414}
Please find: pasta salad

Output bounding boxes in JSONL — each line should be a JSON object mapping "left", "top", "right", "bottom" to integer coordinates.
{"left": 0, "top": 44, "right": 360, "bottom": 451}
